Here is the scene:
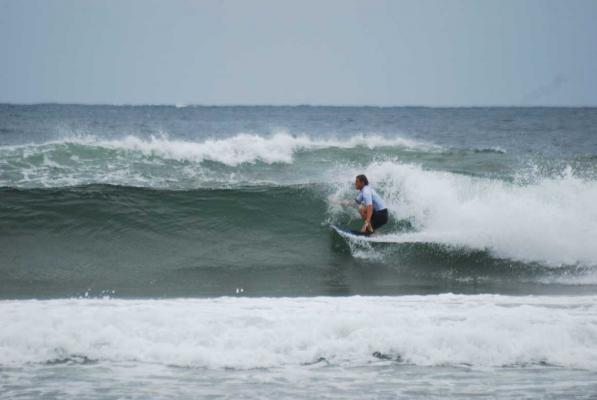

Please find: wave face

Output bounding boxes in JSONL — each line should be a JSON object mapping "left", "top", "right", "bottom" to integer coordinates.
{"left": 1, "top": 105, "right": 597, "bottom": 297}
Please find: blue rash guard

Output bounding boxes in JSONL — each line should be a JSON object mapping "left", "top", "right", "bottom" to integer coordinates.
{"left": 355, "top": 185, "right": 386, "bottom": 211}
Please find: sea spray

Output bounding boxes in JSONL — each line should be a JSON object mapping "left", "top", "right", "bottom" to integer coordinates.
{"left": 330, "top": 161, "right": 597, "bottom": 266}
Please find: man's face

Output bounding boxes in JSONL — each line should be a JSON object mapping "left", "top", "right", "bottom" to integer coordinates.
{"left": 355, "top": 178, "right": 363, "bottom": 190}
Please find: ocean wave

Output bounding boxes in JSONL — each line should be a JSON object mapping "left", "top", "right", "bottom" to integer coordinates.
{"left": 0, "top": 132, "right": 436, "bottom": 165}
{"left": 0, "top": 132, "right": 442, "bottom": 188}
{"left": 4, "top": 157, "right": 597, "bottom": 271}
{"left": 1, "top": 295, "right": 596, "bottom": 369}
{"left": 3, "top": 183, "right": 596, "bottom": 298}
{"left": 329, "top": 162, "right": 597, "bottom": 267}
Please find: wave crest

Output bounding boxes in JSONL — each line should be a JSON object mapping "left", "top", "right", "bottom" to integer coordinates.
{"left": 2, "top": 132, "right": 434, "bottom": 165}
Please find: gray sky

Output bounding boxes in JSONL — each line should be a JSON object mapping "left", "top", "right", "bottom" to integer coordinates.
{"left": 1, "top": 0, "right": 596, "bottom": 106}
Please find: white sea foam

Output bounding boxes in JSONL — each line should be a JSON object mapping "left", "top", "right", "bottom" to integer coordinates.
{"left": 0, "top": 132, "right": 434, "bottom": 166}
{"left": 0, "top": 295, "right": 596, "bottom": 369}
{"left": 332, "top": 162, "right": 597, "bottom": 267}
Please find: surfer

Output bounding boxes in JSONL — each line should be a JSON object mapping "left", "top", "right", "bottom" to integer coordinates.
{"left": 354, "top": 174, "right": 388, "bottom": 233}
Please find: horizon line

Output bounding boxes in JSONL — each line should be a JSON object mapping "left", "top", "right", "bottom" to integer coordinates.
{"left": 1, "top": 101, "right": 596, "bottom": 108}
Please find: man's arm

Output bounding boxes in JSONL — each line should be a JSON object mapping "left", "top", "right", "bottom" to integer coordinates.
{"left": 361, "top": 204, "right": 374, "bottom": 232}
{"left": 366, "top": 204, "right": 373, "bottom": 224}
{"left": 360, "top": 188, "right": 374, "bottom": 232}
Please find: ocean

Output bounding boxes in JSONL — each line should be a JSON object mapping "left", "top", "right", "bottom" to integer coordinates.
{"left": 1, "top": 104, "right": 597, "bottom": 398}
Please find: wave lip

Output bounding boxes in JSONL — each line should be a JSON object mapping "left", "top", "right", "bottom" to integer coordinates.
{"left": 1, "top": 295, "right": 596, "bottom": 370}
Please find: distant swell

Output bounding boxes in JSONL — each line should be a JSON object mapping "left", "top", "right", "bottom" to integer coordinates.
{"left": 0, "top": 132, "right": 434, "bottom": 163}
{"left": 0, "top": 133, "right": 440, "bottom": 188}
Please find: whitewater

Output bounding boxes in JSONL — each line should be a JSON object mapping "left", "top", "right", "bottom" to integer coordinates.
{"left": 2, "top": 294, "right": 597, "bottom": 369}
{"left": 2, "top": 295, "right": 597, "bottom": 399}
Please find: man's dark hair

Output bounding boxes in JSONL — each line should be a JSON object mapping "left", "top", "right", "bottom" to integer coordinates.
{"left": 356, "top": 174, "right": 369, "bottom": 185}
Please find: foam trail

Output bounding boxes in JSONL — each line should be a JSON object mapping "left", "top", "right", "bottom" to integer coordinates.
{"left": 1, "top": 295, "right": 596, "bottom": 369}
{"left": 332, "top": 162, "right": 597, "bottom": 266}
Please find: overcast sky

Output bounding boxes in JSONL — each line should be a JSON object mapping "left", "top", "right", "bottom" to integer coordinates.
{"left": 1, "top": 0, "right": 596, "bottom": 106}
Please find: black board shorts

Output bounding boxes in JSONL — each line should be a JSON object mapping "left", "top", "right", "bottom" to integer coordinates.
{"left": 371, "top": 208, "right": 389, "bottom": 230}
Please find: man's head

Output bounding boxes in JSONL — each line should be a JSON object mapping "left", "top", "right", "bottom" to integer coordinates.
{"left": 355, "top": 174, "right": 369, "bottom": 190}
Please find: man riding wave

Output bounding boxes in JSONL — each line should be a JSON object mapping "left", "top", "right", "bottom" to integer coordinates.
{"left": 350, "top": 174, "right": 389, "bottom": 233}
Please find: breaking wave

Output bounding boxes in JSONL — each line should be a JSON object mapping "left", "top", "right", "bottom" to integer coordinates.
{"left": 1, "top": 295, "right": 596, "bottom": 369}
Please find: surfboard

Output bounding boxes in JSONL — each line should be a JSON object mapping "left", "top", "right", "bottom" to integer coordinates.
{"left": 331, "top": 224, "right": 372, "bottom": 238}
